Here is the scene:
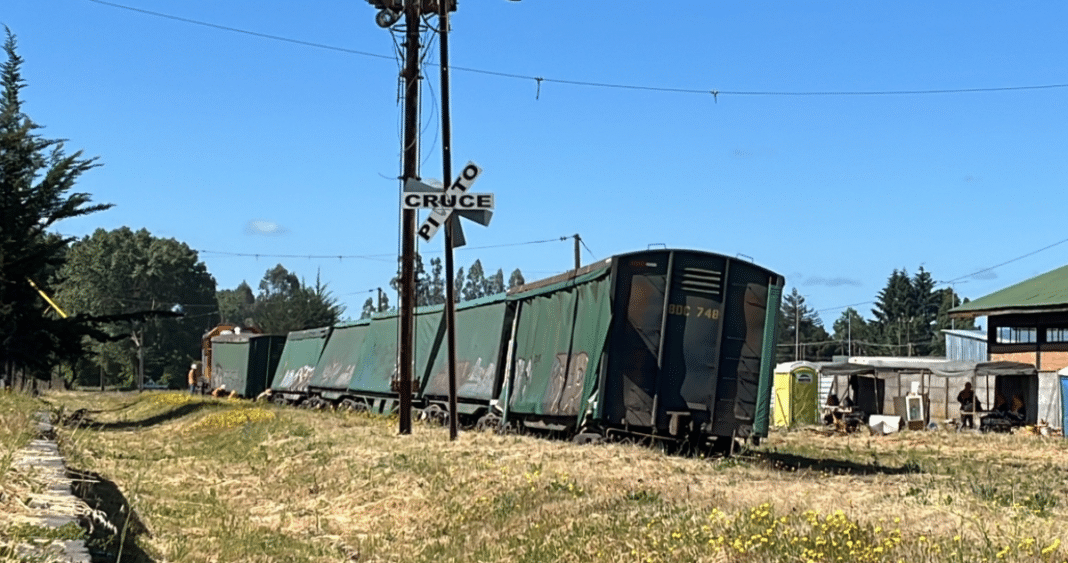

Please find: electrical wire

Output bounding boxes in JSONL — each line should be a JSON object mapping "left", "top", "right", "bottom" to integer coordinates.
{"left": 941, "top": 235, "right": 1068, "bottom": 285}
{"left": 84, "top": 0, "right": 393, "bottom": 61}
{"left": 195, "top": 235, "right": 575, "bottom": 261}
{"left": 817, "top": 300, "right": 875, "bottom": 314}
{"left": 197, "top": 250, "right": 395, "bottom": 261}
{"left": 82, "top": 0, "right": 1068, "bottom": 99}
{"left": 578, "top": 236, "right": 597, "bottom": 261}
{"left": 814, "top": 233, "right": 1068, "bottom": 315}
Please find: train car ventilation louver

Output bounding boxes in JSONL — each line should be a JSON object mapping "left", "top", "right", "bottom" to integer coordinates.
{"left": 679, "top": 267, "right": 722, "bottom": 297}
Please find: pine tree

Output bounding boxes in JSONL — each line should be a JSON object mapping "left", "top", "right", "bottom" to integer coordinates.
{"left": 486, "top": 268, "right": 505, "bottom": 296}
{"left": 360, "top": 297, "right": 375, "bottom": 320}
{"left": 453, "top": 266, "right": 464, "bottom": 303}
{"left": 830, "top": 307, "right": 871, "bottom": 357}
{"left": 0, "top": 30, "right": 111, "bottom": 385}
{"left": 462, "top": 259, "right": 486, "bottom": 301}
{"left": 871, "top": 269, "right": 914, "bottom": 355}
{"left": 930, "top": 287, "right": 977, "bottom": 355}
{"left": 508, "top": 268, "right": 526, "bottom": 290}
{"left": 777, "top": 288, "right": 831, "bottom": 362}
{"left": 428, "top": 257, "right": 445, "bottom": 305}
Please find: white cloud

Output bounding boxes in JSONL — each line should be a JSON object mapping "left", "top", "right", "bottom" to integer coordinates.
{"left": 245, "top": 220, "right": 287, "bottom": 236}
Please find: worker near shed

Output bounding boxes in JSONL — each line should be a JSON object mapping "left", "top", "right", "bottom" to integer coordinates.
{"left": 956, "top": 382, "right": 981, "bottom": 428}
{"left": 188, "top": 363, "right": 198, "bottom": 395}
{"left": 1008, "top": 394, "right": 1026, "bottom": 423}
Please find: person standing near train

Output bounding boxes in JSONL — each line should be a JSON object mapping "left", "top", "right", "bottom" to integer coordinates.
{"left": 188, "top": 363, "right": 199, "bottom": 395}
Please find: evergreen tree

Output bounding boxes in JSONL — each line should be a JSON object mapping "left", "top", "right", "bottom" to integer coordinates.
{"left": 930, "top": 288, "right": 977, "bottom": 355}
{"left": 777, "top": 288, "right": 832, "bottom": 362}
{"left": 250, "top": 265, "right": 342, "bottom": 333}
{"left": 217, "top": 281, "right": 255, "bottom": 326}
{"left": 0, "top": 30, "right": 112, "bottom": 385}
{"left": 871, "top": 269, "right": 914, "bottom": 355}
{"left": 871, "top": 267, "right": 945, "bottom": 356}
{"left": 486, "top": 268, "right": 505, "bottom": 296}
{"left": 453, "top": 266, "right": 464, "bottom": 303}
{"left": 389, "top": 253, "right": 434, "bottom": 306}
{"left": 360, "top": 297, "right": 376, "bottom": 320}
{"left": 427, "top": 257, "right": 446, "bottom": 305}
{"left": 830, "top": 307, "right": 872, "bottom": 357}
{"left": 508, "top": 268, "right": 526, "bottom": 290}
{"left": 463, "top": 259, "right": 487, "bottom": 301}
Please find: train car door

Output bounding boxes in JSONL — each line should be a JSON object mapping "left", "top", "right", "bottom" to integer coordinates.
{"left": 603, "top": 251, "right": 731, "bottom": 435}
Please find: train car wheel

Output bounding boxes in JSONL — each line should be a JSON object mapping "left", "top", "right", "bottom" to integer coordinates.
{"left": 572, "top": 432, "right": 605, "bottom": 445}
{"left": 474, "top": 413, "right": 501, "bottom": 432}
{"left": 422, "top": 404, "right": 449, "bottom": 426}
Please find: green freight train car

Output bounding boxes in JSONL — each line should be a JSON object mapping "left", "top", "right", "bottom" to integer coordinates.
{"left": 269, "top": 327, "right": 331, "bottom": 404}
{"left": 420, "top": 295, "right": 514, "bottom": 424}
{"left": 210, "top": 332, "right": 286, "bottom": 398}
{"left": 499, "top": 249, "right": 783, "bottom": 447}
{"left": 258, "top": 248, "right": 782, "bottom": 449}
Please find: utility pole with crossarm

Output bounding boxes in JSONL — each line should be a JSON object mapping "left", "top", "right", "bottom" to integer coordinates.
{"left": 365, "top": 0, "right": 458, "bottom": 435}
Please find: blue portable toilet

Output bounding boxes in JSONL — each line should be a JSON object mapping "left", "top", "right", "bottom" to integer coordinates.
{"left": 1060, "top": 368, "right": 1068, "bottom": 436}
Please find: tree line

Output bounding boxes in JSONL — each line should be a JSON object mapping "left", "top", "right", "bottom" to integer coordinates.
{"left": 358, "top": 254, "right": 526, "bottom": 318}
{"left": 777, "top": 267, "right": 978, "bottom": 363}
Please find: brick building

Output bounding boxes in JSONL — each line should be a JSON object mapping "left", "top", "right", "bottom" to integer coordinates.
{"left": 950, "top": 264, "right": 1068, "bottom": 372}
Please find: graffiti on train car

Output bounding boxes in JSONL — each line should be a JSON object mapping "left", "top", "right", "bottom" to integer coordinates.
{"left": 280, "top": 365, "right": 316, "bottom": 390}
{"left": 511, "top": 352, "right": 589, "bottom": 415}
{"left": 546, "top": 352, "right": 589, "bottom": 415}
{"left": 456, "top": 358, "right": 497, "bottom": 397}
{"left": 320, "top": 359, "right": 356, "bottom": 389}
{"left": 510, "top": 355, "right": 535, "bottom": 408}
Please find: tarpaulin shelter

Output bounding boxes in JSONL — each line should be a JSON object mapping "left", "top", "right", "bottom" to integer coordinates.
{"left": 819, "top": 359, "right": 1038, "bottom": 425}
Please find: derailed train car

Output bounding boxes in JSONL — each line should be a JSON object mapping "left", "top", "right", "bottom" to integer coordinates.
{"left": 500, "top": 249, "right": 784, "bottom": 447}
{"left": 252, "top": 248, "right": 783, "bottom": 448}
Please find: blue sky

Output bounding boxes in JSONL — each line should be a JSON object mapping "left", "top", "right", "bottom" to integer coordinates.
{"left": 6, "top": 1, "right": 1067, "bottom": 327}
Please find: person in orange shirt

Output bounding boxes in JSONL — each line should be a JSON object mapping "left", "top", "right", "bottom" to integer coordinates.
{"left": 187, "top": 363, "right": 199, "bottom": 395}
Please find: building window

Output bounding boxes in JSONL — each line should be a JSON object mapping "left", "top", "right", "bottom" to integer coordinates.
{"left": 996, "top": 327, "right": 1036, "bottom": 344}
{"left": 1047, "top": 328, "right": 1068, "bottom": 343}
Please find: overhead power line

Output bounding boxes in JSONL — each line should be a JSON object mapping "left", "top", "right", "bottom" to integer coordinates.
{"left": 85, "top": 0, "right": 392, "bottom": 60}
{"left": 84, "top": 0, "right": 1068, "bottom": 99}
{"left": 196, "top": 235, "right": 575, "bottom": 261}
{"left": 816, "top": 234, "right": 1068, "bottom": 315}
{"left": 941, "top": 235, "right": 1068, "bottom": 284}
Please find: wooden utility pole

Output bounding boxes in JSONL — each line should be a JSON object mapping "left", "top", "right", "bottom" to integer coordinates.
{"left": 438, "top": 0, "right": 460, "bottom": 441}
{"left": 396, "top": 2, "right": 422, "bottom": 434}
{"left": 573, "top": 234, "right": 581, "bottom": 270}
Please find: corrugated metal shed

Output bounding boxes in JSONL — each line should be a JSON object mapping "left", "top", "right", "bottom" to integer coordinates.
{"left": 950, "top": 264, "right": 1068, "bottom": 318}
{"left": 943, "top": 329, "right": 988, "bottom": 362}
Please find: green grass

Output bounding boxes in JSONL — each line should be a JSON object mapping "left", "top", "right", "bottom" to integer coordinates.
{"left": 22, "top": 391, "right": 1068, "bottom": 563}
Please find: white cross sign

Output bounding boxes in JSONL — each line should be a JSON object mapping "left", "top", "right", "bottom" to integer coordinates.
{"left": 404, "top": 161, "right": 493, "bottom": 244}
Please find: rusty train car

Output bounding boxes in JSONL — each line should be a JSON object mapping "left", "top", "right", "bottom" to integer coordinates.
{"left": 216, "top": 248, "right": 785, "bottom": 448}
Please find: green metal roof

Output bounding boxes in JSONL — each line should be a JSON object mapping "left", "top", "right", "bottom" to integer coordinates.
{"left": 950, "top": 263, "right": 1068, "bottom": 318}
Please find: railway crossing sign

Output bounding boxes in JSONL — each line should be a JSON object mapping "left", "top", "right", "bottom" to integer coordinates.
{"left": 403, "top": 161, "right": 493, "bottom": 246}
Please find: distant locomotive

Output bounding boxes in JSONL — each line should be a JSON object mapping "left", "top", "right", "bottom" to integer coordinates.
{"left": 210, "top": 248, "right": 784, "bottom": 449}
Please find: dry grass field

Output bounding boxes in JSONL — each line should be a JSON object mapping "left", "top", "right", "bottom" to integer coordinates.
{"left": 3, "top": 390, "right": 1067, "bottom": 563}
